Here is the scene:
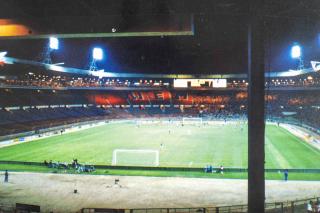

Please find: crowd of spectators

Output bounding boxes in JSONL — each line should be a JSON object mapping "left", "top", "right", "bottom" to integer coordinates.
{"left": 1, "top": 72, "right": 320, "bottom": 89}
{"left": 0, "top": 87, "right": 320, "bottom": 135}
{"left": 0, "top": 73, "right": 170, "bottom": 89}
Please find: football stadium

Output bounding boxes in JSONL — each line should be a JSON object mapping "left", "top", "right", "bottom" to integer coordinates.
{"left": 1, "top": 1, "right": 320, "bottom": 213}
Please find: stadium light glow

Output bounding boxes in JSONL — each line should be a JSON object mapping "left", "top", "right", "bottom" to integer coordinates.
{"left": 0, "top": 51, "right": 7, "bottom": 58}
{"left": 291, "top": 44, "right": 301, "bottom": 59}
{"left": 93, "top": 47, "right": 103, "bottom": 60}
{"left": 49, "top": 37, "right": 59, "bottom": 50}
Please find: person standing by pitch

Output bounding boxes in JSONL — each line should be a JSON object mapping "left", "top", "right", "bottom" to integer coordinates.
{"left": 284, "top": 169, "right": 288, "bottom": 181}
{"left": 4, "top": 170, "right": 8, "bottom": 182}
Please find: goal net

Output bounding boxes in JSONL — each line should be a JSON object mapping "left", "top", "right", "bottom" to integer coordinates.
{"left": 182, "top": 117, "right": 203, "bottom": 125}
{"left": 112, "top": 149, "right": 159, "bottom": 166}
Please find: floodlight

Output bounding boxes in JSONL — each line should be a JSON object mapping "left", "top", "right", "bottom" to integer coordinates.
{"left": 93, "top": 47, "right": 103, "bottom": 60}
{"left": 0, "top": 51, "right": 7, "bottom": 58}
{"left": 291, "top": 44, "right": 301, "bottom": 59}
{"left": 49, "top": 37, "right": 59, "bottom": 50}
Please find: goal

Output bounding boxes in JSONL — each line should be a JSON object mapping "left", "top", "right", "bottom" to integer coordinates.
{"left": 182, "top": 117, "right": 203, "bottom": 125}
{"left": 112, "top": 149, "right": 159, "bottom": 166}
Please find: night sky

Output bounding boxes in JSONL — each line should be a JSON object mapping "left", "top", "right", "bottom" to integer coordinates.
{"left": 1, "top": 0, "right": 320, "bottom": 75}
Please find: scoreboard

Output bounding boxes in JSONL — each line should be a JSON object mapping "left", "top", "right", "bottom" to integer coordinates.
{"left": 173, "top": 79, "right": 227, "bottom": 88}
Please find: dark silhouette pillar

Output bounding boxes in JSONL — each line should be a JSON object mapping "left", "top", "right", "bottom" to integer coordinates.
{"left": 247, "top": 0, "right": 265, "bottom": 212}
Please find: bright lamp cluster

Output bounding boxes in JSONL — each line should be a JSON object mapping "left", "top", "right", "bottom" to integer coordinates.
{"left": 291, "top": 44, "right": 301, "bottom": 59}
{"left": 93, "top": 47, "right": 103, "bottom": 60}
{"left": 49, "top": 37, "right": 59, "bottom": 50}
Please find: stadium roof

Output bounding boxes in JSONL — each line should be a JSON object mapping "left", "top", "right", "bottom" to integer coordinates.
{"left": 1, "top": 54, "right": 317, "bottom": 79}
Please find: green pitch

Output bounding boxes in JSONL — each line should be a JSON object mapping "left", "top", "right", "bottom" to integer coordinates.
{"left": 0, "top": 122, "right": 319, "bottom": 169}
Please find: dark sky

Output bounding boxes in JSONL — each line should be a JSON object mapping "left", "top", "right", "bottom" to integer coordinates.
{"left": 1, "top": 0, "right": 320, "bottom": 74}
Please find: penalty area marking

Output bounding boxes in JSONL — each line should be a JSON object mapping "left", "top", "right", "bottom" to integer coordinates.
{"left": 112, "top": 149, "right": 160, "bottom": 166}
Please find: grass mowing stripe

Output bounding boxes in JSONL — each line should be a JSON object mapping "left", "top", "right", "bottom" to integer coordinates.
{"left": 279, "top": 126, "right": 320, "bottom": 155}
{"left": 266, "top": 125, "right": 320, "bottom": 168}
{"left": 0, "top": 123, "right": 319, "bottom": 169}
{"left": 265, "top": 135, "right": 291, "bottom": 168}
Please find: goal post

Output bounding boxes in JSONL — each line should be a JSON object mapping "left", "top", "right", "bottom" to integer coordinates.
{"left": 182, "top": 117, "right": 203, "bottom": 125}
{"left": 112, "top": 149, "right": 159, "bottom": 166}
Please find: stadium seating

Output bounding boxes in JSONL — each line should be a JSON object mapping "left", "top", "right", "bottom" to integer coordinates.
{"left": 1, "top": 85, "right": 320, "bottom": 136}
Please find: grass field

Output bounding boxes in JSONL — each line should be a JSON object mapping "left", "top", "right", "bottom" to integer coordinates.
{"left": 0, "top": 121, "right": 320, "bottom": 169}
{"left": 2, "top": 163, "right": 320, "bottom": 180}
